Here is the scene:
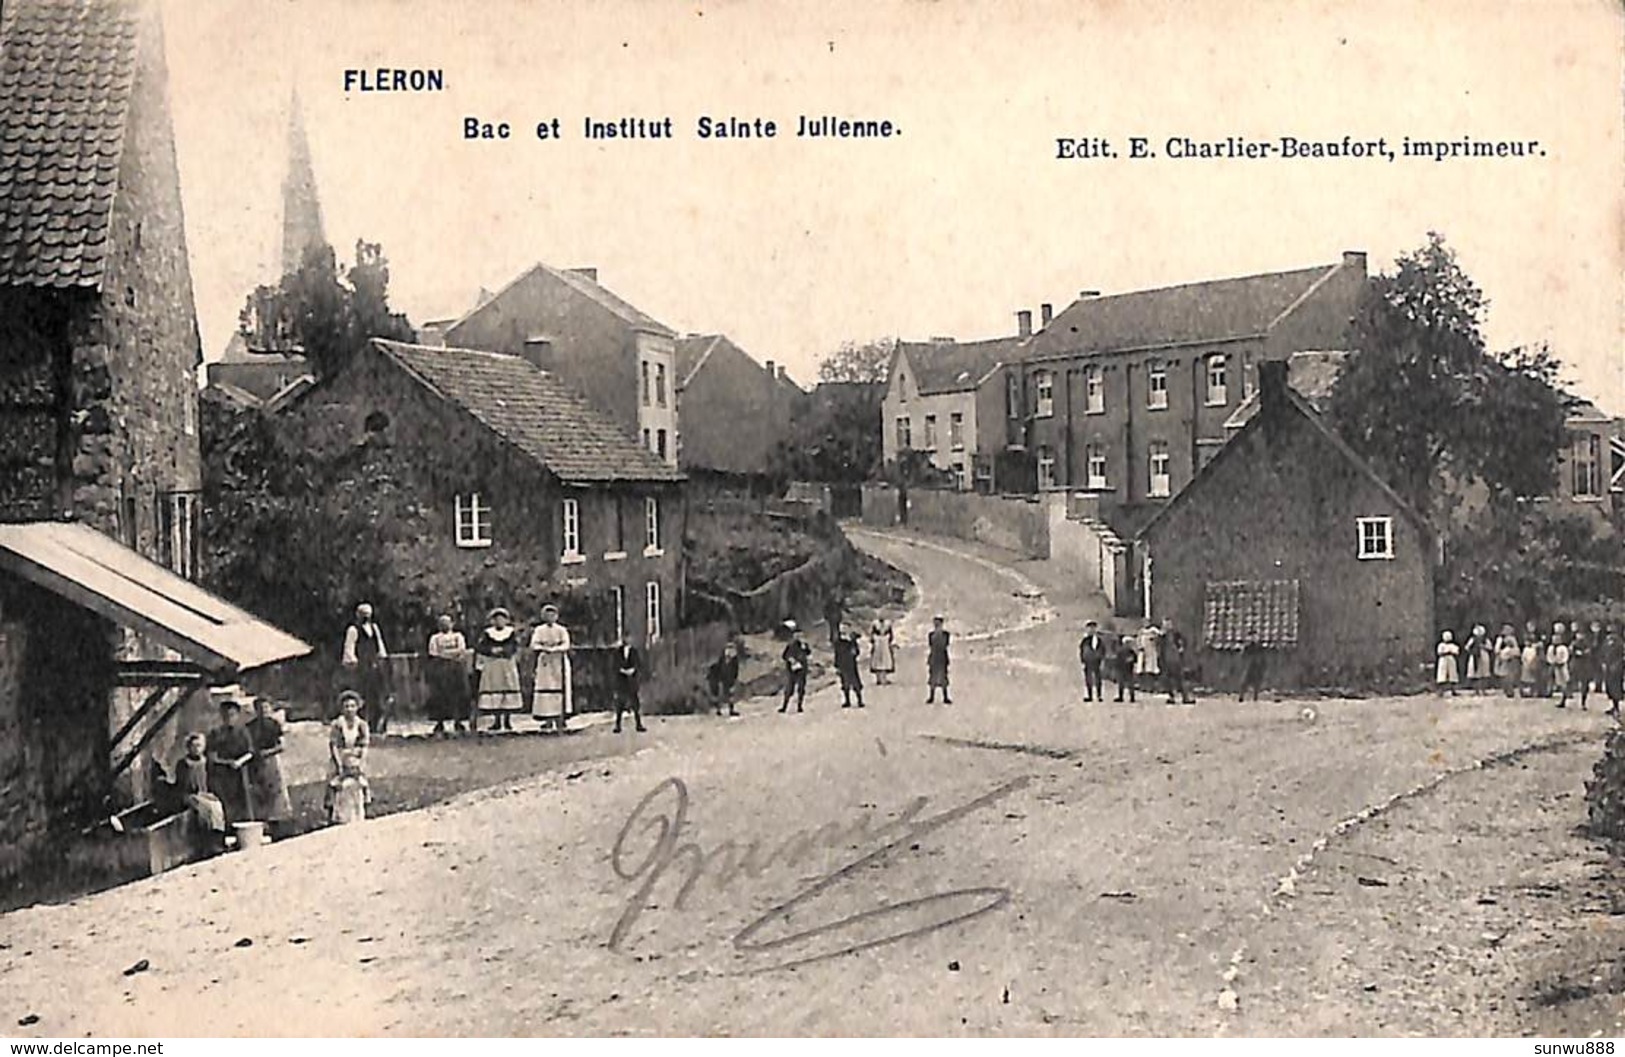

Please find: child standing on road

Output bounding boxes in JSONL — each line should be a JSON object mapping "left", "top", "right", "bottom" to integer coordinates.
{"left": 1436, "top": 630, "right": 1461, "bottom": 696}
{"left": 1113, "top": 634, "right": 1138, "bottom": 703}
{"left": 1521, "top": 633, "right": 1544, "bottom": 699}
{"left": 780, "top": 621, "right": 811, "bottom": 714}
{"left": 1494, "top": 625, "right": 1521, "bottom": 697}
{"left": 1549, "top": 625, "right": 1575, "bottom": 709}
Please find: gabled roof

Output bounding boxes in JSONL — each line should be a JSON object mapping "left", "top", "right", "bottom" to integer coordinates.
{"left": 373, "top": 339, "right": 682, "bottom": 484}
{"left": 1139, "top": 380, "right": 1431, "bottom": 544}
{"left": 0, "top": 0, "right": 141, "bottom": 287}
{"left": 1224, "top": 350, "right": 1351, "bottom": 429}
{"left": 898, "top": 335, "right": 1026, "bottom": 395}
{"left": 1027, "top": 262, "right": 1344, "bottom": 361}
{"left": 675, "top": 333, "right": 723, "bottom": 388}
{"left": 446, "top": 263, "right": 675, "bottom": 339}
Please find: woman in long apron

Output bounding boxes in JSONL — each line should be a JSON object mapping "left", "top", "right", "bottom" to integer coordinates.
{"left": 868, "top": 617, "right": 896, "bottom": 685}
{"left": 425, "top": 614, "right": 470, "bottom": 736}
{"left": 246, "top": 697, "right": 293, "bottom": 838}
{"left": 475, "top": 608, "right": 524, "bottom": 732}
{"left": 529, "top": 604, "right": 574, "bottom": 732}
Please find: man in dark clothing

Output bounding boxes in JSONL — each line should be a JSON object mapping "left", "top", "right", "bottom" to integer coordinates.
{"left": 1160, "top": 619, "right": 1195, "bottom": 705}
{"left": 780, "top": 621, "right": 811, "bottom": 713}
{"left": 1078, "top": 620, "right": 1106, "bottom": 702}
{"left": 1240, "top": 639, "right": 1267, "bottom": 701}
{"left": 834, "top": 630, "right": 865, "bottom": 708}
{"left": 613, "top": 641, "right": 646, "bottom": 733}
{"left": 341, "top": 602, "right": 390, "bottom": 732}
{"left": 707, "top": 641, "right": 741, "bottom": 716}
{"left": 927, "top": 615, "right": 952, "bottom": 704}
{"left": 1113, "top": 635, "right": 1138, "bottom": 702}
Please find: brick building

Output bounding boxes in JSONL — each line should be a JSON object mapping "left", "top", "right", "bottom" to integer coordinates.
{"left": 1016, "top": 253, "right": 1368, "bottom": 535}
{"left": 674, "top": 332, "right": 803, "bottom": 481}
{"left": 443, "top": 264, "right": 681, "bottom": 467}
{"left": 1137, "top": 361, "right": 1435, "bottom": 690}
{"left": 0, "top": 0, "right": 308, "bottom": 875}
{"left": 277, "top": 339, "right": 687, "bottom": 648}
{"left": 882, "top": 327, "right": 1030, "bottom": 492}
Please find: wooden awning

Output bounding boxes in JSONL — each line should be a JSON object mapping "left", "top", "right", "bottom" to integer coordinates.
{"left": 0, "top": 521, "right": 311, "bottom": 675}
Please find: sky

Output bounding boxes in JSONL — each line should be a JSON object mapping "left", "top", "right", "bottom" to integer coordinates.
{"left": 162, "top": 0, "right": 1624, "bottom": 411}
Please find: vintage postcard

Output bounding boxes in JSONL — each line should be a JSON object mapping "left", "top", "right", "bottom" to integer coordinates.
{"left": 0, "top": 0, "right": 1622, "bottom": 1041}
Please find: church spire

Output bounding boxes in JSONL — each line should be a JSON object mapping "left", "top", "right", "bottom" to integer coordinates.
{"left": 279, "top": 86, "right": 328, "bottom": 276}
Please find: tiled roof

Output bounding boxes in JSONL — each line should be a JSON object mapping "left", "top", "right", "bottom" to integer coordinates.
{"left": 374, "top": 339, "right": 682, "bottom": 484}
{"left": 901, "top": 336, "right": 1025, "bottom": 394}
{"left": 0, "top": 0, "right": 140, "bottom": 287}
{"left": 1204, "top": 579, "right": 1300, "bottom": 650}
{"left": 1224, "top": 350, "right": 1351, "bottom": 429}
{"left": 1027, "top": 263, "right": 1340, "bottom": 359}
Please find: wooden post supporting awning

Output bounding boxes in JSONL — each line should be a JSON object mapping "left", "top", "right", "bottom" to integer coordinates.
{"left": 0, "top": 520, "right": 313, "bottom": 780}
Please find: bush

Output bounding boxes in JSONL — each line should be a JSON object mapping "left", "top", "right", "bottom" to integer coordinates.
{"left": 1586, "top": 728, "right": 1625, "bottom": 842}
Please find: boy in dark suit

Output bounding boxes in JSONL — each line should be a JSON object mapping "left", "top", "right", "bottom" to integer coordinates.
{"left": 614, "top": 641, "right": 646, "bottom": 733}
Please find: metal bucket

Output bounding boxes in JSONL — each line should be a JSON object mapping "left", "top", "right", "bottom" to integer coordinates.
{"left": 232, "top": 821, "right": 267, "bottom": 852}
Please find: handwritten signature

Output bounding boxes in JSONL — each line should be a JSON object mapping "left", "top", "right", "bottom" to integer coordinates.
{"left": 609, "top": 774, "right": 1030, "bottom": 971}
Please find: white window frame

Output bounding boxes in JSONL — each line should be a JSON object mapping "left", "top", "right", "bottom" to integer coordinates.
{"left": 1148, "top": 443, "right": 1171, "bottom": 498}
{"left": 644, "top": 495, "right": 663, "bottom": 556}
{"left": 1037, "top": 446, "right": 1057, "bottom": 490}
{"left": 182, "top": 392, "right": 197, "bottom": 437}
{"left": 1205, "top": 354, "right": 1228, "bottom": 407}
{"left": 1006, "top": 373, "right": 1020, "bottom": 419}
{"left": 1357, "top": 516, "right": 1395, "bottom": 560}
{"left": 1574, "top": 434, "right": 1603, "bottom": 498}
{"left": 1241, "top": 352, "right": 1256, "bottom": 399}
{"left": 645, "top": 580, "right": 662, "bottom": 643}
{"left": 1147, "top": 360, "right": 1169, "bottom": 410}
{"left": 561, "top": 496, "right": 584, "bottom": 563}
{"left": 612, "top": 584, "right": 626, "bottom": 645}
{"left": 949, "top": 411, "right": 964, "bottom": 451}
{"left": 1035, "top": 371, "right": 1055, "bottom": 418}
{"left": 455, "top": 493, "right": 493, "bottom": 549}
{"left": 896, "top": 416, "right": 911, "bottom": 451}
{"left": 656, "top": 362, "right": 668, "bottom": 408}
{"left": 923, "top": 414, "right": 937, "bottom": 448}
{"left": 1085, "top": 367, "right": 1104, "bottom": 414}
{"left": 1086, "top": 446, "right": 1109, "bottom": 490}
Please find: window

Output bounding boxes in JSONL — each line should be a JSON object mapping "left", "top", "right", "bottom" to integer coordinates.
{"left": 1085, "top": 367, "right": 1104, "bottom": 414}
{"left": 1241, "top": 352, "right": 1255, "bottom": 399}
{"left": 155, "top": 491, "right": 199, "bottom": 579}
{"left": 1086, "top": 445, "right": 1109, "bottom": 490}
{"left": 656, "top": 428, "right": 668, "bottom": 460}
{"left": 643, "top": 428, "right": 652, "bottom": 449}
{"left": 1357, "top": 516, "right": 1394, "bottom": 560}
{"left": 612, "top": 585, "right": 626, "bottom": 644}
{"left": 1148, "top": 441, "right": 1171, "bottom": 497}
{"left": 1035, "top": 371, "right": 1054, "bottom": 417}
{"left": 641, "top": 361, "right": 651, "bottom": 406}
{"left": 952, "top": 461, "right": 966, "bottom": 489}
{"left": 561, "top": 497, "right": 582, "bottom": 560}
{"left": 1574, "top": 433, "right": 1603, "bottom": 498}
{"left": 606, "top": 496, "right": 626, "bottom": 557}
{"left": 949, "top": 412, "right": 964, "bottom": 450}
{"left": 182, "top": 393, "right": 197, "bottom": 437}
{"left": 1006, "top": 373, "right": 1021, "bottom": 419}
{"left": 923, "top": 414, "right": 937, "bottom": 448}
{"left": 645, "top": 581, "right": 662, "bottom": 642}
{"left": 644, "top": 495, "right": 661, "bottom": 554}
{"left": 1147, "top": 360, "right": 1169, "bottom": 409}
{"left": 656, "top": 363, "right": 668, "bottom": 408}
{"left": 1037, "top": 446, "right": 1057, "bottom": 490}
{"left": 1206, "top": 354, "right": 1228, "bottom": 406}
{"left": 120, "top": 488, "right": 139, "bottom": 549}
{"left": 896, "top": 416, "right": 912, "bottom": 450}
{"left": 455, "top": 493, "right": 492, "bottom": 548}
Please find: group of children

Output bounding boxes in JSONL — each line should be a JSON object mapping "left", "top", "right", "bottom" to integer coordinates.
{"left": 1435, "top": 620, "right": 1625, "bottom": 712}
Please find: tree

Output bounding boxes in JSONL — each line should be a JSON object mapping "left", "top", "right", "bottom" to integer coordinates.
{"left": 1326, "top": 233, "right": 1570, "bottom": 526}
{"left": 238, "top": 239, "right": 415, "bottom": 380}
{"left": 818, "top": 338, "right": 894, "bottom": 385}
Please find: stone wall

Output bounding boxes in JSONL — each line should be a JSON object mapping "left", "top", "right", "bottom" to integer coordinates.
{"left": 861, "top": 485, "right": 1048, "bottom": 558}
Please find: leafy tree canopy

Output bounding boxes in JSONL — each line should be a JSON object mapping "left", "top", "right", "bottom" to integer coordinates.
{"left": 817, "top": 338, "right": 894, "bottom": 385}
{"left": 238, "top": 239, "right": 415, "bottom": 380}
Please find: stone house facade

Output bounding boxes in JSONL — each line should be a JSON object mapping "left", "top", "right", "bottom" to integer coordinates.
{"left": 277, "top": 339, "right": 688, "bottom": 650}
{"left": 1137, "top": 361, "right": 1435, "bottom": 690}
{"left": 882, "top": 333, "right": 1029, "bottom": 492}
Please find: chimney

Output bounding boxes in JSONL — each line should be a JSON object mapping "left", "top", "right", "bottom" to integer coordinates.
{"left": 777, "top": 365, "right": 786, "bottom": 382}
{"left": 1040, "top": 303, "right": 1054, "bottom": 328}
{"left": 1016, "top": 310, "right": 1032, "bottom": 337}
{"left": 1342, "top": 250, "right": 1367, "bottom": 276}
{"left": 568, "top": 267, "right": 598, "bottom": 283}
{"left": 764, "top": 359, "right": 775, "bottom": 378}
{"left": 1078, "top": 290, "right": 1101, "bottom": 300}
{"left": 1259, "top": 358, "right": 1289, "bottom": 416}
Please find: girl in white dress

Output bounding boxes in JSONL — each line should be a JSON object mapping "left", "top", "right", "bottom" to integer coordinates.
{"left": 1435, "top": 630, "right": 1461, "bottom": 696}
